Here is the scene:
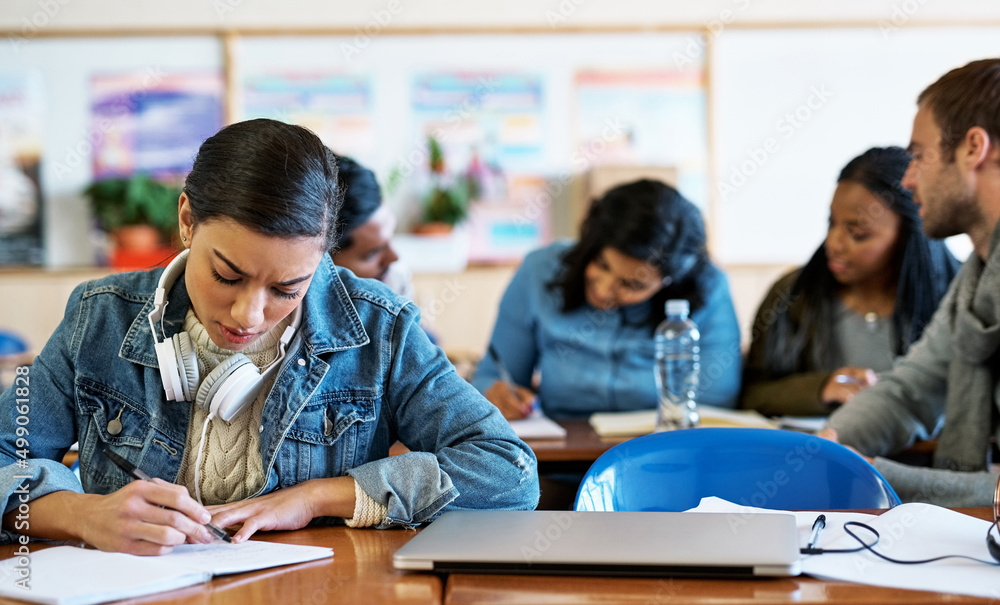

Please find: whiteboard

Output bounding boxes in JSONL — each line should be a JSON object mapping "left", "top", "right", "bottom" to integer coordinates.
{"left": 0, "top": 37, "right": 222, "bottom": 267}
{"left": 712, "top": 27, "right": 1000, "bottom": 264}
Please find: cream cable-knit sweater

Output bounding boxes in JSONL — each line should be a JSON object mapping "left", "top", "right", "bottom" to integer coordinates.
{"left": 174, "top": 308, "right": 387, "bottom": 526}
{"left": 176, "top": 309, "right": 289, "bottom": 505}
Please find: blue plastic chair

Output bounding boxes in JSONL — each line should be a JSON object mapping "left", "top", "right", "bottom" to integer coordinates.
{"left": 0, "top": 330, "right": 28, "bottom": 356}
{"left": 574, "top": 428, "right": 900, "bottom": 512}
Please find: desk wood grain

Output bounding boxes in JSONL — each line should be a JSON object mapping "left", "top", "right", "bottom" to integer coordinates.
{"left": 444, "top": 508, "right": 996, "bottom": 605}
{"left": 0, "top": 526, "right": 440, "bottom": 605}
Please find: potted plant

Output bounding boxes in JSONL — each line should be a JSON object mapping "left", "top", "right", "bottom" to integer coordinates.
{"left": 414, "top": 137, "right": 471, "bottom": 235}
{"left": 83, "top": 174, "right": 182, "bottom": 268}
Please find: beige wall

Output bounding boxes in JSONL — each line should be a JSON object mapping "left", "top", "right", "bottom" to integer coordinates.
{"left": 3, "top": 0, "right": 999, "bottom": 30}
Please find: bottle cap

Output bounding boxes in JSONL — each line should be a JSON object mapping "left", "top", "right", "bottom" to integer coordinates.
{"left": 665, "top": 299, "right": 690, "bottom": 317}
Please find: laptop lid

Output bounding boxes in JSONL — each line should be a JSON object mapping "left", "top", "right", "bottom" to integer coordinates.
{"left": 394, "top": 510, "right": 801, "bottom": 578}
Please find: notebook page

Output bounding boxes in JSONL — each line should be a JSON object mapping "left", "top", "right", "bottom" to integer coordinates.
{"left": 0, "top": 545, "right": 207, "bottom": 605}
{"left": 164, "top": 540, "right": 333, "bottom": 576}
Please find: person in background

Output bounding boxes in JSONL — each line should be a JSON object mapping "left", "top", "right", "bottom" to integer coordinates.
{"left": 473, "top": 179, "right": 742, "bottom": 420}
{"left": 825, "top": 59, "right": 1000, "bottom": 506}
{"left": 741, "top": 146, "right": 959, "bottom": 417}
{"left": 0, "top": 119, "right": 538, "bottom": 554}
{"left": 330, "top": 154, "right": 413, "bottom": 299}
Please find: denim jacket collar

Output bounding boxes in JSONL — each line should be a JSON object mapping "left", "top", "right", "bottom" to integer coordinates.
{"left": 118, "top": 254, "right": 369, "bottom": 368}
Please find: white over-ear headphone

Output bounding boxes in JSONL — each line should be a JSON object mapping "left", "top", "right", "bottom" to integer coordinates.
{"left": 147, "top": 249, "right": 301, "bottom": 422}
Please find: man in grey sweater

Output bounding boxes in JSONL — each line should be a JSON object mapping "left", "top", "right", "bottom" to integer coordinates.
{"left": 825, "top": 58, "right": 1000, "bottom": 507}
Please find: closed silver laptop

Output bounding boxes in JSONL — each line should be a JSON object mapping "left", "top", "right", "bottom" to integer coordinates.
{"left": 394, "top": 510, "right": 801, "bottom": 577}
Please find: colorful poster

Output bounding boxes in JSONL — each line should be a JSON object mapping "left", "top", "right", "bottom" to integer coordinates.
{"left": 574, "top": 69, "right": 708, "bottom": 209}
{"left": 90, "top": 71, "right": 224, "bottom": 179}
{"left": 242, "top": 73, "right": 375, "bottom": 162}
{"left": 412, "top": 72, "right": 545, "bottom": 178}
{"left": 0, "top": 71, "right": 45, "bottom": 265}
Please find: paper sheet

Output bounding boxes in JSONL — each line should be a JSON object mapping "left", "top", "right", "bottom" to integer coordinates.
{"left": 0, "top": 540, "right": 333, "bottom": 605}
{"left": 509, "top": 410, "right": 567, "bottom": 439}
{"left": 687, "top": 496, "right": 1000, "bottom": 601}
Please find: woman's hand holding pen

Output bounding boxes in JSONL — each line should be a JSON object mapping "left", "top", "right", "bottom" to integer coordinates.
{"left": 821, "top": 366, "right": 878, "bottom": 405}
{"left": 26, "top": 480, "right": 216, "bottom": 556}
{"left": 484, "top": 380, "right": 537, "bottom": 420}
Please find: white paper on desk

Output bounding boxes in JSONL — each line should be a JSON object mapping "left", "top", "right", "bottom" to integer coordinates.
{"left": 509, "top": 410, "right": 567, "bottom": 439}
{"left": 688, "top": 497, "right": 1000, "bottom": 601}
{"left": 0, "top": 540, "right": 333, "bottom": 605}
{"left": 687, "top": 496, "right": 877, "bottom": 553}
{"left": 589, "top": 406, "right": 777, "bottom": 437}
{"left": 801, "top": 503, "right": 1000, "bottom": 601}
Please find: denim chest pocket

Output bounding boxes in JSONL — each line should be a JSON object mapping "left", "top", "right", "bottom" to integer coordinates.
{"left": 76, "top": 380, "right": 184, "bottom": 493}
{"left": 279, "top": 390, "right": 379, "bottom": 486}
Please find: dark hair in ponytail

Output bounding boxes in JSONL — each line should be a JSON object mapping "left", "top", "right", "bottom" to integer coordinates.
{"left": 184, "top": 118, "right": 342, "bottom": 251}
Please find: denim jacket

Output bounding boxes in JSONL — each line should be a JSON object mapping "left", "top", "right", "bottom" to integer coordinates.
{"left": 0, "top": 255, "right": 538, "bottom": 540}
{"left": 472, "top": 241, "right": 742, "bottom": 418}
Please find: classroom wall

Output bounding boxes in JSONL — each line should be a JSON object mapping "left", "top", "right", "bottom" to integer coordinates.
{"left": 3, "top": 1, "right": 999, "bottom": 354}
{"left": 3, "top": 0, "right": 1000, "bottom": 30}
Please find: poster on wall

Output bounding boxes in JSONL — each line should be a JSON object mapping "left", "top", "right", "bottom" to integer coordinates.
{"left": 574, "top": 69, "right": 708, "bottom": 210}
{"left": 90, "top": 71, "right": 224, "bottom": 179}
{"left": 0, "top": 71, "right": 45, "bottom": 266}
{"left": 412, "top": 71, "right": 544, "bottom": 178}
{"left": 409, "top": 72, "right": 548, "bottom": 263}
{"left": 241, "top": 73, "right": 375, "bottom": 164}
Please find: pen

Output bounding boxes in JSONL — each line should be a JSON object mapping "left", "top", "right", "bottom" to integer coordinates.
{"left": 806, "top": 514, "right": 826, "bottom": 551}
{"left": 488, "top": 344, "right": 538, "bottom": 415}
{"left": 488, "top": 344, "right": 520, "bottom": 400}
{"left": 104, "top": 448, "right": 232, "bottom": 543}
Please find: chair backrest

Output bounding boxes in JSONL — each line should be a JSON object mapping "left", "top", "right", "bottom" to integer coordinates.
{"left": 0, "top": 330, "right": 28, "bottom": 356}
{"left": 574, "top": 428, "right": 901, "bottom": 512}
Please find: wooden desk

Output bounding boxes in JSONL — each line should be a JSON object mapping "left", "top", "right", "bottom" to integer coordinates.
{"left": 523, "top": 418, "right": 624, "bottom": 465}
{"left": 445, "top": 508, "right": 996, "bottom": 605}
{"left": 0, "top": 526, "right": 440, "bottom": 605}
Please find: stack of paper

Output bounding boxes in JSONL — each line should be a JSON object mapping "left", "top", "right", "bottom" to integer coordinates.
{"left": 589, "top": 406, "right": 777, "bottom": 438}
{"left": 0, "top": 540, "right": 333, "bottom": 605}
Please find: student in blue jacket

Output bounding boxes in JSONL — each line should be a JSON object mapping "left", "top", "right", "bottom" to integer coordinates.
{"left": 0, "top": 119, "right": 538, "bottom": 555}
{"left": 473, "top": 179, "right": 742, "bottom": 420}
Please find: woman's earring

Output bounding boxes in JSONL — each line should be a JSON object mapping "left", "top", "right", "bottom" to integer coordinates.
{"left": 662, "top": 276, "right": 673, "bottom": 287}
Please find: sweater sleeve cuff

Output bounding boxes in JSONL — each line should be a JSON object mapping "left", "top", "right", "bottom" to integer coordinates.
{"left": 344, "top": 480, "right": 388, "bottom": 528}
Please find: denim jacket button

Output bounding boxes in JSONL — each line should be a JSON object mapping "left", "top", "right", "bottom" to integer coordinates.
{"left": 297, "top": 358, "right": 306, "bottom": 367}
{"left": 107, "top": 419, "right": 122, "bottom": 435}
{"left": 259, "top": 424, "right": 264, "bottom": 433}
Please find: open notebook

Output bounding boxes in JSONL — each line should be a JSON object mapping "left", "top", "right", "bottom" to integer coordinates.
{"left": 0, "top": 540, "right": 332, "bottom": 605}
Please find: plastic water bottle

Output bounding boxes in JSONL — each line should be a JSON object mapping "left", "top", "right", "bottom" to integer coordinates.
{"left": 654, "top": 299, "right": 701, "bottom": 431}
